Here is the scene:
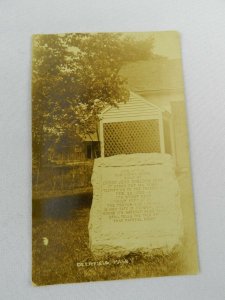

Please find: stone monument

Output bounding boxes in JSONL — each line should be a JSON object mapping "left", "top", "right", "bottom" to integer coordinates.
{"left": 88, "top": 153, "right": 183, "bottom": 256}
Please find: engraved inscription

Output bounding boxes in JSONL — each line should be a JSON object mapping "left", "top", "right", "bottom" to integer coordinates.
{"left": 102, "top": 169, "right": 164, "bottom": 223}
{"left": 88, "top": 153, "right": 183, "bottom": 255}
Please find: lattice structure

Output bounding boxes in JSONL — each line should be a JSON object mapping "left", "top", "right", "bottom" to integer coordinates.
{"left": 103, "top": 119, "right": 160, "bottom": 157}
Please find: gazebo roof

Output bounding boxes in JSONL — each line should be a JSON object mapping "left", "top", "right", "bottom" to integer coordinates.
{"left": 100, "top": 91, "right": 161, "bottom": 121}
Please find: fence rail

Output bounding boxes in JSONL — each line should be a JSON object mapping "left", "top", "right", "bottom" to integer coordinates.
{"left": 33, "top": 161, "right": 94, "bottom": 199}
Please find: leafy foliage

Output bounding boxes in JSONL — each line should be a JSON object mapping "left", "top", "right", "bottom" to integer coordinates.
{"left": 32, "top": 33, "right": 154, "bottom": 163}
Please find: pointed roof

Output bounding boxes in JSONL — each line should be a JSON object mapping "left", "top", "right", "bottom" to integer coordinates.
{"left": 100, "top": 91, "right": 161, "bottom": 121}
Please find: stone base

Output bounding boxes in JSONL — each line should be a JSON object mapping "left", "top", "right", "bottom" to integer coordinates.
{"left": 88, "top": 153, "right": 183, "bottom": 257}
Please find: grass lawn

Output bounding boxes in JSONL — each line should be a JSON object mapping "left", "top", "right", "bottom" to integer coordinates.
{"left": 32, "top": 173, "right": 198, "bottom": 286}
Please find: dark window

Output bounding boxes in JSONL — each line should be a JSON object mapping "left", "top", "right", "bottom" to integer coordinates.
{"left": 86, "top": 144, "right": 92, "bottom": 159}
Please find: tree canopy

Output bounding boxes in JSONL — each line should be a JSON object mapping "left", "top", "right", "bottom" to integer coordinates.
{"left": 32, "top": 32, "right": 154, "bottom": 163}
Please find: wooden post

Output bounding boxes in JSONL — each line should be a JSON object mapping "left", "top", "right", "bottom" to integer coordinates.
{"left": 99, "top": 119, "right": 104, "bottom": 157}
{"left": 169, "top": 117, "right": 176, "bottom": 157}
{"left": 159, "top": 115, "right": 165, "bottom": 154}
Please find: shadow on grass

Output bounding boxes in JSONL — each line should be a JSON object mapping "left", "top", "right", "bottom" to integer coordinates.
{"left": 32, "top": 193, "right": 186, "bottom": 286}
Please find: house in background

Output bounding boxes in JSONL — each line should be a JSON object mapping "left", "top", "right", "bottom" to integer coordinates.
{"left": 50, "top": 57, "right": 190, "bottom": 172}
{"left": 79, "top": 132, "right": 100, "bottom": 159}
{"left": 78, "top": 57, "right": 190, "bottom": 171}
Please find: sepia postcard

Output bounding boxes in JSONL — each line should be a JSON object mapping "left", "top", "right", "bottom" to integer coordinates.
{"left": 32, "top": 31, "right": 199, "bottom": 286}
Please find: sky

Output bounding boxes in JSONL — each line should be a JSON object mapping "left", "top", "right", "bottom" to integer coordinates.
{"left": 152, "top": 31, "right": 181, "bottom": 59}
{"left": 67, "top": 31, "right": 181, "bottom": 60}
{"left": 126, "top": 31, "right": 181, "bottom": 60}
